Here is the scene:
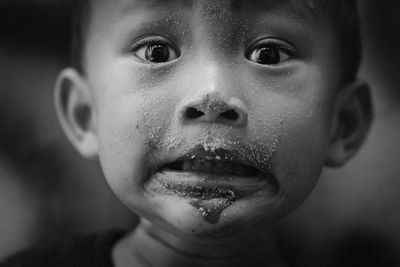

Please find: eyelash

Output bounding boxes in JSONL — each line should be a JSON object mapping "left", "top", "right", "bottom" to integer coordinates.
{"left": 130, "top": 38, "right": 168, "bottom": 52}
{"left": 245, "top": 39, "right": 296, "bottom": 66}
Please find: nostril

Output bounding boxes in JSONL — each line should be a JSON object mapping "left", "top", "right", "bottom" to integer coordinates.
{"left": 220, "top": 109, "right": 239, "bottom": 121}
{"left": 185, "top": 107, "right": 205, "bottom": 119}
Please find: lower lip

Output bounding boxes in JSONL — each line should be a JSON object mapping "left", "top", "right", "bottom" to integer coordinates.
{"left": 150, "top": 170, "right": 278, "bottom": 200}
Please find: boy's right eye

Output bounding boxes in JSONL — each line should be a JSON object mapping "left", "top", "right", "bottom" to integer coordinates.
{"left": 131, "top": 37, "right": 180, "bottom": 64}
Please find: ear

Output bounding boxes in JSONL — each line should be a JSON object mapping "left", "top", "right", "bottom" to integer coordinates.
{"left": 326, "top": 80, "right": 373, "bottom": 167}
{"left": 54, "top": 68, "right": 99, "bottom": 159}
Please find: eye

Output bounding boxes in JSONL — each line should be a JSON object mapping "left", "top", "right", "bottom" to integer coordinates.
{"left": 131, "top": 38, "right": 180, "bottom": 64}
{"left": 246, "top": 39, "right": 294, "bottom": 66}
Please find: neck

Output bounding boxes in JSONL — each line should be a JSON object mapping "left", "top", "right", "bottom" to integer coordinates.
{"left": 113, "top": 219, "right": 286, "bottom": 267}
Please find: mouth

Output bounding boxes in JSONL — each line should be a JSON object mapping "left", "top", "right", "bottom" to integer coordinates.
{"left": 150, "top": 147, "right": 278, "bottom": 200}
{"left": 160, "top": 158, "right": 261, "bottom": 177}
{"left": 147, "top": 146, "right": 279, "bottom": 224}
{"left": 156, "top": 146, "right": 266, "bottom": 177}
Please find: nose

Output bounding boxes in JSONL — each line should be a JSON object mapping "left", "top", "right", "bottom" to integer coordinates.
{"left": 180, "top": 91, "right": 248, "bottom": 127}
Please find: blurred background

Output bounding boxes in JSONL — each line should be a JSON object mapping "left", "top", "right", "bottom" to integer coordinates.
{"left": 0, "top": 0, "right": 399, "bottom": 265}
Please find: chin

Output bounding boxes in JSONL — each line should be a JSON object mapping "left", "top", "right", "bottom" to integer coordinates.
{"left": 143, "top": 187, "right": 282, "bottom": 241}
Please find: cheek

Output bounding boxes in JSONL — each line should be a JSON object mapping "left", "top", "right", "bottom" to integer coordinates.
{"left": 96, "top": 98, "right": 147, "bottom": 193}
{"left": 273, "top": 99, "right": 333, "bottom": 208}
{"left": 245, "top": 61, "right": 337, "bottom": 203}
{"left": 94, "top": 91, "right": 175, "bottom": 196}
{"left": 88, "top": 60, "right": 182, "bottom": 201}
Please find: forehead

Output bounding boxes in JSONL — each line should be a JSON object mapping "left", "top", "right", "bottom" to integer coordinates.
{"left": 91, "top": 0, "right": 328, "bottom": 22}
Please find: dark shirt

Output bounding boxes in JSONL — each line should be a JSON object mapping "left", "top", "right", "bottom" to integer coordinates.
{"left": 1, "top": 229, "right": 398, "bottom": 267}
{"left": 0, "top": 230, "right": 125, "bottom": 267}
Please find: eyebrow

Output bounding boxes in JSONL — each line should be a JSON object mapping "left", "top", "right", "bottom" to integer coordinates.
{"left": 247, "top": 0, "right": 318, "bottom": 20}
{"left": 119, "top": 0, "right": 194, "bottom": 17}
{"left": 281, "top": 0, "right": 318, "bottom": 20}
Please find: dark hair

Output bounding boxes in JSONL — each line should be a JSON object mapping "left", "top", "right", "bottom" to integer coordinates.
{"left": 70, "top": 0, "right": 361, "bottom": 83}
{"left": 330, "top": 0, "right": 362, "bottom": 84}
{"left": 71, "top": 0, "right": 91, "bottom": 74}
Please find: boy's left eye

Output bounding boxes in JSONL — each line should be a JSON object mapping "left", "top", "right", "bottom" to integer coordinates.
{"left": 131, "top": 38, "right": 180, "bottom": 64}
{"left": 246, "top": 39, "right": 294, "bottom": 66}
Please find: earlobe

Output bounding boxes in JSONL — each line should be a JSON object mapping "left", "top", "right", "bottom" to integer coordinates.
{"left": 54, "top": 68, "right": 99, "bottom": 159}
{"left": 326, "top": 80, "right": 373, "bottom": 167}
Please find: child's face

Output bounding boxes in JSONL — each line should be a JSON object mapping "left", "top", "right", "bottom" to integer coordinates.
{"left": 74, "top": 0, "right": 347, "bottom": 238}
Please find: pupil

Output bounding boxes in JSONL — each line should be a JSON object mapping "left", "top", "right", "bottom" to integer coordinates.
{"left": 256, "top": 46, "right": 280, "bottom": 65}
{"left": 145, "top": 44, "right": 170, "bottom": 63}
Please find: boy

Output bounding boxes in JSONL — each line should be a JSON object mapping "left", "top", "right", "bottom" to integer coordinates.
{"left": 2, "top": 0, "right": 372, "bottom": 266}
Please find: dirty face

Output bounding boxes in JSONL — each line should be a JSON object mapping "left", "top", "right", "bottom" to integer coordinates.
{"left": 84, "top": 0, "right": 343, "bottom": 239}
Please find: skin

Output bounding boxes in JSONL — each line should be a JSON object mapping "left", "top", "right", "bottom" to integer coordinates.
{"left": 55, "top": 0, "right": 372, "bottom": 266}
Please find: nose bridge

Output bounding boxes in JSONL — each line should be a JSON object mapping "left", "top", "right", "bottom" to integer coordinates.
{"left": 196, "top": 61, "right": 236, "bottom": 97}
{"left": 178, "top": 62, "right": 248, "bottom": 127}
{"left": 203, "top": 64, "right": 224, "bottom": 94}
